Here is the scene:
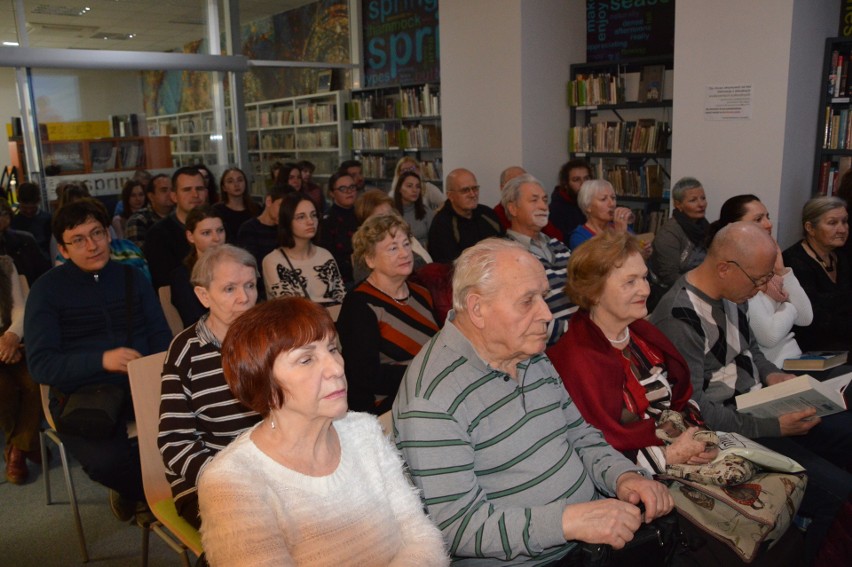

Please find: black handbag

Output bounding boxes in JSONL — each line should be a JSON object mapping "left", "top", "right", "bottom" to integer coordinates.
{"left": 579, "top": 511, "right": 681, "bottom": 567}
{"left": 53, "top": 265, "right": 135, "bottom": 440}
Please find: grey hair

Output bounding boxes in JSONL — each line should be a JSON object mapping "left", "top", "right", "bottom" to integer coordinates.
{"left": 671, "top": 177, "right": 703, "bottom": 203}
{"left": 500, "top": 173, "right": 543, "bottom": 216}
{"left": 191, "top": 244, "right": 258, "bottom": 288}
{"left": 452, "top": 238, "right": 527, "bottom": 313}
{"left": 802, "top": 196, "right": 848, "bottom": 236}
{"left": 577, "top": 179, "right": 613, "bottom": 214}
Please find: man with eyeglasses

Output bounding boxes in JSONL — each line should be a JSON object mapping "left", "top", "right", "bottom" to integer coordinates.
{"left": 427, "top": 168, "right": 503, "bottom": 263}
{"left": 25, "top": 198, "right": 171, "bottom": 524}
{"left": 319, "top": 171, "right": 360, "bottom": 284}
{"left": 651, "top": 221, "right": 852, "bottom": 561}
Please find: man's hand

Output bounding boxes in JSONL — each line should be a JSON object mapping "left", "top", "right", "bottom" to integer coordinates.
{"left": 615, "top": 472, "right": 674, "bottom": 523}
{"left": 0, "top": 332, "right": 21, "bottom": 364}
{"left": 765, "top": 372, "right": 797, "bottom": 386}
{"left": 102, "top": 347, "right": 142, "bottom": 373}
{"left": 779, "top": 407, "right": 820, "bottom": 436}
{"left": 562, "top": 499, "right": 642, "bottom": 549}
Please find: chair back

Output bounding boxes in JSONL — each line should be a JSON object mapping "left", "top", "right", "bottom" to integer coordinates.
{"left": 158, "top": 287, "right": 184, "bottom": 337}
{"left": 39, "top": 384, "right": 57, "bottom": 430}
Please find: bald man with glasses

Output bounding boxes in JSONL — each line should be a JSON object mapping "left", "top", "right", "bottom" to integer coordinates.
{"left": 650, "top": 221, "right": 852, "bottom": 562}
{"left": 427, "top": 168, "right": 503, "bottom": 263}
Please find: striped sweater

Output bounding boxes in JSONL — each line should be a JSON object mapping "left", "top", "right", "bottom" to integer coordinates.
{"left": 649, "top": 275, "right": 781, "bottom": 438}
{"left": 506, "top": 231, "right": 577, "bottom": 345}
{"left": 392, "top": 317, "right": 645, "bottom": 566}
{"left": 157, "top": 315, "right": 261, "bottom": 511}
{"left": 337, "top": 280, "right": 438, "bottom": 414}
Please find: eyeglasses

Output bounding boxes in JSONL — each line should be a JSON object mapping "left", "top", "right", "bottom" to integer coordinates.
{"left": 335, "top": 184, "right": 358, "bottom": 193}
{"left": 64, "top": 227, "right": 108, "bottom": 249}
{"left": 726, "top": 260, "right": 774, "bottom": 289}
{"left": 451, "top": 185, "right": 480, "bottom": 196}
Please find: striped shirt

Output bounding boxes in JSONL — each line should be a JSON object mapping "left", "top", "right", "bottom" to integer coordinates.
{"left": 506, "top": 230, "right": 577, "bottom": 345}
{"left": 337, "top": 281, "right": 438, "bottom": 413}
{"left": 649, "top": 276, "right": 781, "bottom": 439}
{"left": 392, "top": 317, "right": 644, "bottom": 566}
{"left": 157, "top": 314, "right": 261, "bottom": 509}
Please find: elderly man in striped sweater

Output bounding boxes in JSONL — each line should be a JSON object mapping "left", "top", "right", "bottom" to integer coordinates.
{"left": 502, "top": 173, "right": 577, "bottom": 346}
{"left": 393, "top": 238, "right": 673, "bottom": 566}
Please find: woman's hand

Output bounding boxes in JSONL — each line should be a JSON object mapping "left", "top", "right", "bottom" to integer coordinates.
{"left": 663, "top": 426, "right": 713, "bottom": 465}
{"left": 0, "top": 332, "right": 21, "bottom": 364}
{"left": 612, "top": 207, "right": 633, "bottom": 232}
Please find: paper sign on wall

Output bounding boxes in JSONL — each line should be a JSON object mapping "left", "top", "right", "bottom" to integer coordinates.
{"left": 704, "top": 84, "right": 752, "bottom": 121}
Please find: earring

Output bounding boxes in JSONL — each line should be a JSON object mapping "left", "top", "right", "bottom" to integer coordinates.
{"left": 269, "top": 416, "right": 276, "bottom": 429}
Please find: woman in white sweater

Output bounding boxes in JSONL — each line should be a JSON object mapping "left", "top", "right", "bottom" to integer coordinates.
{"left": 710, "top": 195, "right": 813, "bottom": 366}
{"left": 198, "top": 297, "right": 448, "bottom": 567}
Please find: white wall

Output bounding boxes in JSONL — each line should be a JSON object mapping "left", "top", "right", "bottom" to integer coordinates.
{"left": 440, "top": 0, "right": 585, "bottom": 205}
{"left": 673, "top": 0, "right": 838, "bottom": 247}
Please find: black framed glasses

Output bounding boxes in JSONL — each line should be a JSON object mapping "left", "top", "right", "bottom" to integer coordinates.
{"left": 451, "top": 185, "right": 480, "bottom": 195}
{"left": 64, "top": 227, "right": 108, "bottom": 250}
{"left": 726, "top": 260, "right": 774, "bottom": 289}
{"left": 335, "top": 184, "right": 358, "bottom": 193}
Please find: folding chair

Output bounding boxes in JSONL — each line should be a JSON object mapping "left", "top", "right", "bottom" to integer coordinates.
{"left": 127, "top": 352, "right": 202, "bottom": 567}
{"left": 157, "top": 287, "right": 184, "bottom": 337}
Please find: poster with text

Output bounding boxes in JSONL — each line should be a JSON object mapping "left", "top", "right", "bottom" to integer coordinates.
{"left": 586, "top": 0, "right": 675, "bottom": 62}
{"left": 363, "top": 0, "right": 440, "bottom": 87}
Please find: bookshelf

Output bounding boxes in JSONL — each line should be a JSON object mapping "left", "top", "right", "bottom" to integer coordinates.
{"left": 346, "top": 83, "right": 442, "bottom": 190}
{"left": 9, "top": 136, "right": 172, "bottom": 178}
{"left": 245, "top": 91, "right": 350, "bottom": 195}
{"left": 568, "top": 56, "right": 673, "bottom": 233}
{"left": 813, "top": 36, "right": 852, "bottom": 196}
{"left": 147, "top": 110, "right": 235, "bottom": 169}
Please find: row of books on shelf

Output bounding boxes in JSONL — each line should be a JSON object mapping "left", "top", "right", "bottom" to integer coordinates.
{"left": 358, "top": 155, "right": 442, "bottom": 182}
{"left": 816, "top": 156, "right": 852, "bottom": 196}
{"left": 148, "top": 121, "right": 178, "bottom": 136}
{"left": 352, "top": 124, "right": 441, "bottom": 150}
{"left": 628, "top": 208, "right": 667, "bottom": 235}
{"left": 109, "top": 114, "right": 146, "bottom": 137}
{"left": 569, "top": 120, "right": 670, "bottom": 154}
{"left": 257, "top": 132, "right": 296, "bottom": 151}
{"left": 296, "top": 131, "right": 338, "bottom": 149}
{"left": 347, "top": 85, "right": 440, "bottom": 120}
{"left": 597, "top": 163, "right": 666, "bottom": 199}
{"left": 820, "top": 105, "right": 852, "bottom": 149}
{"left": 250, "top": 108, "right": 294, "bottom": 129}
{"left": 827, "top": 49, "right": 852, "bottom": 98}
{"left": 297, "top": 104, "right": 336, "bottom": 124}
{"left": 567, "top": 73, "right": 624, "bottom": 106}
{"left": 171, "top": 137, "right": 224, "bottom": 154}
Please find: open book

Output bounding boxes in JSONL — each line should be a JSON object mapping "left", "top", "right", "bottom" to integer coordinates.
{"left": 735, "top": 372, "right": 851, "bottom": 419}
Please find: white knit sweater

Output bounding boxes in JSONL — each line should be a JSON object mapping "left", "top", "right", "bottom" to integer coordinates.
{"left": 198, "top": 412, "right": 449, "bottom": 567}
{"left": 747, "top": 269, "right": 814, "bottom": 367}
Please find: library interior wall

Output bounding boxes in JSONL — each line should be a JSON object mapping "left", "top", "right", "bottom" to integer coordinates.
{"left": 672, "top": 0, "right": 838, "bottom": 249}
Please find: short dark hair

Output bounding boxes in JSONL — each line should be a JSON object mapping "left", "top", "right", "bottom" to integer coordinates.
{"left": 558, "top": 159, "right": 592, "bottom": 187}
{"left": 296, "top": 160, "right": 315, "bottom": 173}
{"left": 52, "top": 197, "right": 110, "bottom": 243}
{"left": 221, "top": 297, "right": 337, "bottom": 415}
{"left": 278, "top": 192, "right": 316, "bottom": 248}
{"left": 16, "top": 182, "right": 41, "bottom": 204}
{"left": 327, "top": 170, "right": 353, "bottom": 199}
{"left": 267, "top": 181, "right": 295, "bottom": 202}
{"left": 146, "top": 174, "right": 169, "bottom": 195}
{"left": 338, "top": 159, "right": 362, "bottom": 172}
{"left": 171, "top": 166, "right": 203, "bottom": 189}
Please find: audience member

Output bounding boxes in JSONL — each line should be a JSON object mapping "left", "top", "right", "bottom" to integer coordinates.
{"left": 198, "top": 298, "right": 449, "bottom": 566}
{"left": 262, "top": 192, "right": 345, "bottom": 315}
{"left": 25, "top": 198, "right": 171, "bottom": 522}
{"left": 196, "top": 163, "right": 219, "bottom": 204}
{"left": 277, "top": 162, "right": 303, "bottom": 193}
{"left": 393, "top": 238, "right": 673, "bottom": 564}
{"left": 392, "top": 171, "right": 433, "bottom": 248}
{"left": 236, "top": 181, "right": 293, "bottom": 273}
{"left": 569, "top": 179, "right": 647, "bottom": 257}
{"left": 339, "top": 158, "right": 378, "bottom": 192}
{"left": 11, "top": 181, "right": 51, "bottom": 257}
{"left": 550, "top": 158, "right": 592, "bottom": 241}
{"left": 0, "top": 256, "right": 40, "bottom": 485}
{"left": 0, "top": 199, "right": 50, "bottom": 286}
{"left": 297, "top": 159, "right": 325, "bottom": 215}
{"left": 427, "top": 168, "right": 503, "bottom": 263}
{"left": 650, "top": 176, "right": 709, "bottom": 289}
{"left": 650, "top": 221, "right": 852, "bottom": 561}
{"left": 318, "top": 171, "right": 359, "bottom": 284}
{"left": 502, "top": 173, "right": 577, "bottom": 345}
{"left": 112, "top": 179, "right": 147, "bottom": 240}
{"left": 782, "top": 196, "right": 851, "bottom": 351}
{"left": 213, "top": 167, "right": 259, "bottom": 244}
{"left": 170, "top": 206, "right": 225, "bottom": 328}
{"left": 389, "top": 156, "right": 445, "bottom": 210}
{"left": 126, "top": 174, "right": 173, "bottom": 248}
{"left": 337, "top": 214, "right": 438, "bottom": 414}
{"left": 145, "top": 167, "right": 209, "bottom": 289}
{"left": 493, "top": 166, "right": 563, "bottom": 241}
{"left": 709, "top": 195, "right": 813, "bottom": 366}
{"left": 159, "top": 245, "right": 262, "bottom": 529}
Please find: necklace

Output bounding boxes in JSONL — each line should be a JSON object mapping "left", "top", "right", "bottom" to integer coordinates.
{"left": 608, "top": 327, "right": 631, "bottom": 347}
{"left": 803, "top": 239, "right": 834, "bottom": 273}
{"left": 367, "top": 278, "right": 410, "bottom": 304}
